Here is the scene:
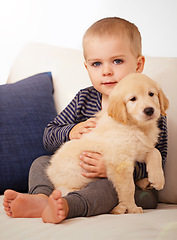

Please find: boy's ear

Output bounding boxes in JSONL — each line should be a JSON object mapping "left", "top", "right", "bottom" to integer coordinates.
{"left": 84, "top": 62, "right": 88, "bottom": 70}
{"left": 136, "top": 55, "right": 145, "bottom": 73}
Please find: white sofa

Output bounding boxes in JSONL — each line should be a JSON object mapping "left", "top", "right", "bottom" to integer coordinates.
{"left": 0, "top": 42, "right": 177, "bottom": 239}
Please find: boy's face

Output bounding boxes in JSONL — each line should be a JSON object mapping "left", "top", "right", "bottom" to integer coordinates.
{"left": 84, "top": 35, "right": 145, "bottom": 97}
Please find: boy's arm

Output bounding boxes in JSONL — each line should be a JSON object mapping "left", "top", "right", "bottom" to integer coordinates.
{"left": 43, "top": 118, "right": 76, "bottom": 153}
{"left": 156, "top": 115, "right": 168, "bottom": 169}
{"left": 43, "top": 87, "right": 100, "bottom": 154}
{"left": 134, "top": 115, "right": 168, "bottom": 182}
{"left": 43, "top": 93, "right": 80, "bottom": 153}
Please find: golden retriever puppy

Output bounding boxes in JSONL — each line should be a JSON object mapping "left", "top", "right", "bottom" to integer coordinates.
{"left": 47, "top": 73, "right": 169, "bottom": 214}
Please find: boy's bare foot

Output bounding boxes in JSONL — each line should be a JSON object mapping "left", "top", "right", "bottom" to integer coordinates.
{"left": 3, "top": 189, "right": 48, "bottom": 218}
{"left": 42, "top": 189, "right": 69, "bottom": 224}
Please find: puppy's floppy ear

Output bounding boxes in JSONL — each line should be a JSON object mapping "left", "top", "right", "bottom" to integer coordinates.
{"left": 107, "top": 95, "right": 128, "bottom": 124}
{"left": 158, "top": 88, "right": 169, "bottom": 116}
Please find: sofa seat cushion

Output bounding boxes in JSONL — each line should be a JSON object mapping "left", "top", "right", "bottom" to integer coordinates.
{"left": 0, "top": 72, "right": 57, "bottom": 193}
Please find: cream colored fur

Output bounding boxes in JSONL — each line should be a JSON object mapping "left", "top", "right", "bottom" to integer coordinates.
{"left": 47, "top": 73, "right": 169, "bottom": 214}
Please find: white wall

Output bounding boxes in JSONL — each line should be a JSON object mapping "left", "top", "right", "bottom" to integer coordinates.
{"left": 0, "top": 0, "right": 177, "bottom": 84}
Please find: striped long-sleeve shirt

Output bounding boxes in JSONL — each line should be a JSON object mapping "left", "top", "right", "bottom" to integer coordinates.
{"left": 43, "top": 86, "right": 168, "bottom": 181}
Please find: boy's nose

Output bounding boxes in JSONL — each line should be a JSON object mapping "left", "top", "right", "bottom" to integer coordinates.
{"left": 102, "top": 64, "right": 113, "bottom": 76}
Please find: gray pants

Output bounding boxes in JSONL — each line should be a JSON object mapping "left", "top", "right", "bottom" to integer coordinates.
{"left": 29, "top": 156, "right": 158, "bottom": 218}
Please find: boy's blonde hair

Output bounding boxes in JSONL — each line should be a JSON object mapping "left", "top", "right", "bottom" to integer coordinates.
{"left": 83, "top": 17, "right": 142, "bottom": 59}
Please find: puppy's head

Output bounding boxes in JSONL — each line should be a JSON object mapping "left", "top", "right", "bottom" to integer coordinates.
{"left": 107, "top": 73, "right": 169, "bottom": 125}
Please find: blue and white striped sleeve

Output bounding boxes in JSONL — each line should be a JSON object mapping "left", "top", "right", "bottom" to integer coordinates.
{"left": 43, "top": 87, "right": 101, "bottom": 154}
{"left": 134, "top": 115, "right": 168, "bottom": 181}
{"left": 43, "top": 92, "right": 80, "bottom": 153}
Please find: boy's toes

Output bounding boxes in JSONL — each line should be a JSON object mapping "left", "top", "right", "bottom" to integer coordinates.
{"left": 52, "top": 189, "right": 62, "bottom": 200}
{"left": 4, "top": 189, "right": 18, "bottom": 201}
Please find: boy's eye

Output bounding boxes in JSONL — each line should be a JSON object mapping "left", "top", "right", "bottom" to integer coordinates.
{"left": 149, "top": 92, "right": 154, "bottom": 97}
{"left": 114, "top": 59, "right": 123, "bottom": 64}
{"left": 92, "top": 62, "right": 101, "bottom": 67}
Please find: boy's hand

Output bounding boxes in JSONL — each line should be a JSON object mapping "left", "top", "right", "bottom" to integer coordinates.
{"left": 69, "top": 118, "right": 97, "bottom": 140}
{"left": 79, "top": 152, "right": 107, "bottom": 178}
{"left": 69, "top": 118, "right": 106, "bottom": 178}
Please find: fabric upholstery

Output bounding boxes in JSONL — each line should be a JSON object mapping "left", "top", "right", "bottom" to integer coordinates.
{"left": 0, "top": 72, "right": 57, "bottom": 193}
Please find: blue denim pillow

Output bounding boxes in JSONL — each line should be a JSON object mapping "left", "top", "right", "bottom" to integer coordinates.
{"left": 0, "top": 72, "right": 57, "bottom": 193}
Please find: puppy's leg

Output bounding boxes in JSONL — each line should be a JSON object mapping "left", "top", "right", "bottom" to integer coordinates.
{"left": 145, "top": 148, "right": 165, "bottom": 190}
{"left": 108, "top": 161, "right": 143, "bottom": 214}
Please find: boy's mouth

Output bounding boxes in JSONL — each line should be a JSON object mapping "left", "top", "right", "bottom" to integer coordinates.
{"left": 102, "top": 81, "right": 117, "bottom": 86}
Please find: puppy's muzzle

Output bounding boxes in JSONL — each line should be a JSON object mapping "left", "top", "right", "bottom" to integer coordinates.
{"left": 144, "top": 107, "right": 154, "bottom": 116}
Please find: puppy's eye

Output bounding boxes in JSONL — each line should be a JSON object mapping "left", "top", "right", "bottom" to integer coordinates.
{"left": 149, "top": 92, "right": 154, "bottom": 97}
{"left": 130, "top": 97, "right": 136, "bottom": 101}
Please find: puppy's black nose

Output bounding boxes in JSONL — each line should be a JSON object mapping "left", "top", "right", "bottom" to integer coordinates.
{"left": 144, "top": 107, "right": 154, "bottom": 116}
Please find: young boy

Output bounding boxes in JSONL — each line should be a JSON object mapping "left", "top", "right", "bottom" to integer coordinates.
{"left": 3, "top": 17, "right": 167, "bottom": 224}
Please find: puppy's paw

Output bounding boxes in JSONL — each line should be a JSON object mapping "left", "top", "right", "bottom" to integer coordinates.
{"left": 111, "top": 203, "right": 143, "bottom": 214}
{"left": 111, "top": 203, "right": 127, "bottom": 214}
{"left": 127, "top": 206, "right": 143, "bottom": 214}
{"left": 148, "top": 170, "right": 165, "bottom": 190}
{"left": 136, "top": 178, "right": 150, "bottom": 190}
